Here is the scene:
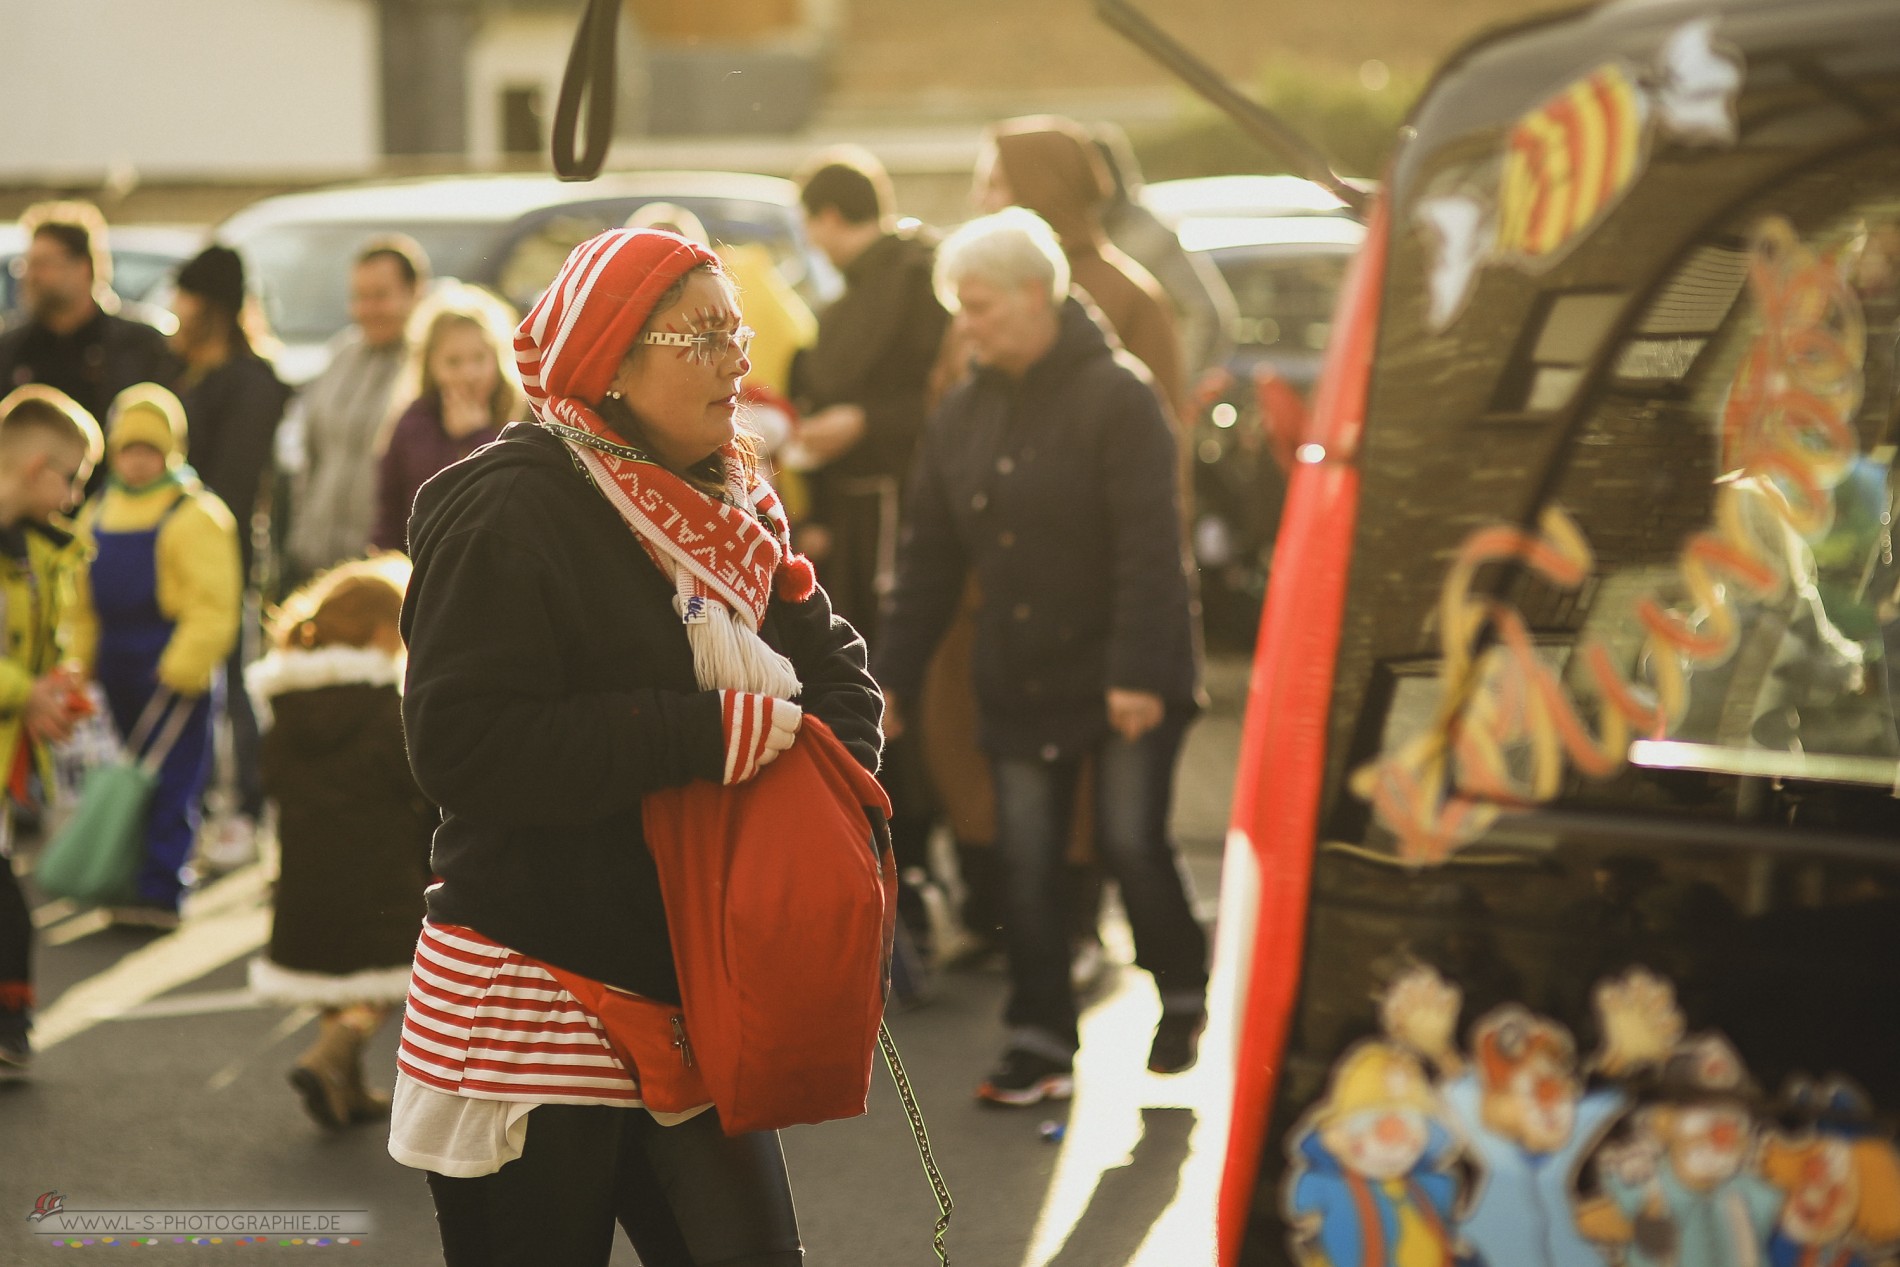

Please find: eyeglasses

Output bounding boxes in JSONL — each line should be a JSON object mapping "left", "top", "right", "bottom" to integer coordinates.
{"left": 641, "top": 325, "right": 755, "bottom": 362}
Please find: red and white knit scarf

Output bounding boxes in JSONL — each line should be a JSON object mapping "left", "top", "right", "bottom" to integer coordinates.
{"left": 541, "top": 401, "right": 815, "bottom": 698}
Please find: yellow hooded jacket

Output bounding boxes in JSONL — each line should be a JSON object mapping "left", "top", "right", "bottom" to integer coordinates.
{"left": 67, "top": 384, "right": 241, "bottom": 697}
{"left": 0, "top": 519, "right": 87, "bottom": 791}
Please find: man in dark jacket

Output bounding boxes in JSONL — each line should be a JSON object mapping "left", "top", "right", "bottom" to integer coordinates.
{"left": 875, "top": 208, "right": 1209, "bottom": 1106}
{"left": 792, "top": 148, "right": 950, "bottom": 637}
{"left": 0, "top": 203, "right": 178, "bottom": 453}
{"left": 794, "top": 149, "right": 952, "bottom": 988}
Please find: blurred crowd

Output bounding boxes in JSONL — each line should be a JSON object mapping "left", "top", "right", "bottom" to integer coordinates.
{"left": 0, "top": 113, "right": 1241, "bottom": 1123}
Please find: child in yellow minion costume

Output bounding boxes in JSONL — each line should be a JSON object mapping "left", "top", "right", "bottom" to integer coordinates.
{"left": 70, "top": 383, "right": 240, "bottom": 925}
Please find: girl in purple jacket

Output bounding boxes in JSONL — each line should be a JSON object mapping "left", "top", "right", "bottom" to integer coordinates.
{"left": 372, "top": 284, "right": 519, "bottom": 554}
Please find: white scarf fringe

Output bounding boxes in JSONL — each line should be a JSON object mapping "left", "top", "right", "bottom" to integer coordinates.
{"left": 555, "top": 430, "right": 803, "bottom": 700}
{"left": 674, "top": 580, "right": 802, "bottom": 699}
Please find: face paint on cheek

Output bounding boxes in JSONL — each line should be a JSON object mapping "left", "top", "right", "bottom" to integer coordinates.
{"left": 659, "top": 320, "right": 695, "bottom": 363}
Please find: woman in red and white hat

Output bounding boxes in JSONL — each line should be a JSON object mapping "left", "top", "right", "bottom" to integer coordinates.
{"left": 388, "top": 228, "right": 882, "bottom": 1266}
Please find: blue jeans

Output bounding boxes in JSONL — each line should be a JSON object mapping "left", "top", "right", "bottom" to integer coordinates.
{"left": 991, "top": 716, "right": 1208, "bottom": 1057}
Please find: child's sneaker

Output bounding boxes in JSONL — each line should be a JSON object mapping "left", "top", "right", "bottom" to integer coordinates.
{"left": 198, "top": 815, "right": 257, "bottom": 875}
{"left": 0, "top": 1032, "right": 30, "bottom": 1083}
{"left": 976, "top": 1048, "right": 1074, "bottom": 1107}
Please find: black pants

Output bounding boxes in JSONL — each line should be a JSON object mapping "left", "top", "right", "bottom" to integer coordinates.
{"left": 218, "top": 594, "right": 264, "bottom": 821}
{"left": 426, "top": 1104, "right": 802, "bottom": 1267}
{"left": 0, "top": 847, "right": 30, "bottom": 1036}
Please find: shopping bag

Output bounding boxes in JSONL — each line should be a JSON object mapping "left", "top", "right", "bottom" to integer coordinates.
{"left": 35, "top": 692, "right": 190, "bottom": 906}
{"left": 48, "top": 686, "right": 123, "bottom": 820}
{"left": 641, "top": 715, "right": 896, "bottom": 1135}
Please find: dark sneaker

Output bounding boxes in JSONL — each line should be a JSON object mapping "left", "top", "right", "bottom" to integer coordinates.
{"left": 1148, "top": 1011, "right": 1207, "bottom": 1075}
{"left": 976, "top": 1049, "right": 1074, "bottom": 1107}
{"left": 0, "top": 1035, "right": 30, "bottom": 1083}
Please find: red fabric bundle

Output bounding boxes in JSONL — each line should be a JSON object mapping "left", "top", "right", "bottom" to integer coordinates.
{"left": 642, "top": 716, "right": 895, "bottom": 1134}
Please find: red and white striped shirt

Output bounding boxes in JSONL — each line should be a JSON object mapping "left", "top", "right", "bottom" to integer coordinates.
{"left": 396, "top": 921, "right": 638, "bottom": 1105}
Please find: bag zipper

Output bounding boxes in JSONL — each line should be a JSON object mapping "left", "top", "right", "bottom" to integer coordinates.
{"left": 669, "top": 1014, "right": 695, "bottom": 1068}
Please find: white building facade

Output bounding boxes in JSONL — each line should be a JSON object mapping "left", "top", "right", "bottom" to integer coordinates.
{"left": 0, "top": 0, "right": 829, "bottom": 184}
{"left": 0, "top": 0, "right": 382, "bottom": 181}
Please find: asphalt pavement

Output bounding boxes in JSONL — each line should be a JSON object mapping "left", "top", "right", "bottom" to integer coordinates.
{"left": 4, "top": 657, "right": 1246, "bottom": 1267}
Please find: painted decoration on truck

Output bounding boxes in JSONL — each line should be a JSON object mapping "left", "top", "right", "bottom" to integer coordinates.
{"left": 1284, "top": 967, "right": 1900, "bottom": 1267}
{"left": 1418, "top": 18, "right": 1743, "bottom": 331}
{"left": 1356, "top": 215, "right": 1868, "bottom": 864}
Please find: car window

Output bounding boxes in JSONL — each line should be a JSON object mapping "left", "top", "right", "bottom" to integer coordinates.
{"left": 1211, "top": 248, "right": 1351, "bottom": 352}
{"left": 492, "top": 196, "right": 813, "bottom": 314}
{"left": 232, "top": 222, "right": 504, "bottom": 344}
{"left": 231, "top": 198, "right": 817, "bottom": 349}
{"left": 1352, "top": 140, "right": 1900, "bottom": 857}
{"left": 111, "top": 251, "right": 185, "bottom": 303}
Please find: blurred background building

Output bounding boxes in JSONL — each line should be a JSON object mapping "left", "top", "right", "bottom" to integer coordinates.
{"left": 1, "top": 0, "right": 1551, "bottom": 224}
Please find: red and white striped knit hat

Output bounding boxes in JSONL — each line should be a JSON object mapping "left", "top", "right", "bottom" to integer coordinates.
{"left": 514, "top": 227, "right": 721, "bottom": 427}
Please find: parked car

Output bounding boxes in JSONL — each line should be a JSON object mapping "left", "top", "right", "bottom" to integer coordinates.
{"left": 1218, "top": 1, "right": 1900, "bottom": 1264}
{"left": 0, "top": 223, "right": 205, "bottom": 328}
{"left": 1145, "top": 174, "right": 1365, "bottom": 392}
{"left": 216, "top": 171, "right": 837, "bottom": 384}
{"left": 1140, "top": 176, "right": 1368, "bottom": 646}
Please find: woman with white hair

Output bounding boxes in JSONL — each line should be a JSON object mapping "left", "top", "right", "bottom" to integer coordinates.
{"left": 874, "top": 208, "right": 1208, "bottom": 1105}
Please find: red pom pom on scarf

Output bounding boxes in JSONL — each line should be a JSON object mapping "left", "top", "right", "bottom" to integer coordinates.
{"left": 776, "top": 553, "right": 817, "bottom": 604}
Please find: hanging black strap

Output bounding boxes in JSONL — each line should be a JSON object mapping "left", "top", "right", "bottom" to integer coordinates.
{"left": 879, "top": 1022, "right": 954, "bottom": 1264}
{"left": 551, "top": 0, "right": 622, "bottom": 182}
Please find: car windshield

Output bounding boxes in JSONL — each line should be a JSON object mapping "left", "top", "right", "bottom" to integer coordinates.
{"left": 229, "top": 198, "right": 818, "bottom": 348}
{"left": 233, "top": 222, "right": 504, "bottom": 344}
{"left": 1210, "top": 248, "right": 1351, "bottom": 352}
{"left": 111, "top": 251, "right": 187, "bottom": 303}
{"left": 1350, "top": 140, "right": 1900, "bottom": 860}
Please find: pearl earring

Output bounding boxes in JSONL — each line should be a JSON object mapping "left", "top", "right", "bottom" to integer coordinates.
{"left": 604, "top": 389, "right": 624, "bottom": 402}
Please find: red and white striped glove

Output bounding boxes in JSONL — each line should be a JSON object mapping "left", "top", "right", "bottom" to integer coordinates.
{"left": 719, "top": 691, "right": 803, "bottom": 784}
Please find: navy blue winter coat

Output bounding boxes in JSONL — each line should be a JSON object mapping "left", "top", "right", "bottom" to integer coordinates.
{"left": 874, "top": 297, "right": 1197, "bottom": 760}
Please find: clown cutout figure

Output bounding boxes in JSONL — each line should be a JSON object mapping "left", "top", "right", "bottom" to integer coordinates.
{"left": 1376, "top": 966, "right": 1683, "bottom": 1267}
{"left": 1286, "top": 1041, "right": 1468, "bottom": 1267}
{"left": 1759, "top": 1081, "right": 1900, "bottom": 1267}
{"left": 1581, "top": 1035, "right": 1780, "bottom": 1267}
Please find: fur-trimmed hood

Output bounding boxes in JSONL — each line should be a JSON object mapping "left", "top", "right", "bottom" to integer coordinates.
{"left": 246, "top": 645, "right": 404, "bottom": 732}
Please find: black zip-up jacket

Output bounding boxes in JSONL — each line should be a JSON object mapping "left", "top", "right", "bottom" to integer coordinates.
{"left": 874, "top": 298, "right": 1198, "bottom": 760}
{"left": 0, "top": 306, "right": 178, "bottom": 423}
{"left": 401, "top": 423, "right": 882, "bottom": 1001}
{"left": 790, "top": 228, "right": 948, "bottom": 483}
{"left": 176, "top": 352, "right": 289, "bottom": 567}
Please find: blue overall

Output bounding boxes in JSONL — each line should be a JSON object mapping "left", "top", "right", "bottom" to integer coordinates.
{"left": 91, "top": 494, "right": 216, "bottom": 911}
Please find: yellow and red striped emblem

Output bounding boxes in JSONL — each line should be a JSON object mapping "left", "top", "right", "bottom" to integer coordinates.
{"left": 1495, "top": 63, "right": 1645, "bottom": 263}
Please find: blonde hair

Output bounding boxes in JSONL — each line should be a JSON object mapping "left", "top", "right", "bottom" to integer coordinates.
{"left": 625, "top": 201, "right": 711, "bottom": 246}
{"left": 272, "top": 555, "right": 411, "bottom": 652}
{"left": 0, "top": 384, "right": 105, "bottom": 466}
{"left": 385, "top": 283, "right": 521, "bottom": 451}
